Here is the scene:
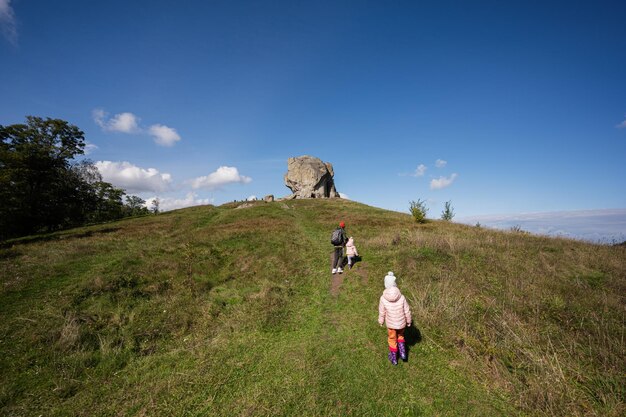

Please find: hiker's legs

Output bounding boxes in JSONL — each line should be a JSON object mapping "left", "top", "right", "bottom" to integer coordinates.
{"left": 387, "top": 328, "right": 398, "bottom": 351}
{"left": 397, "top": 328, "right": 407, "bottom": 360}
{"left": 332, "top": 247, "right": 343, "bottom": 269}
{"left": 397, "top": 328, "right": 405, "bottom": 343}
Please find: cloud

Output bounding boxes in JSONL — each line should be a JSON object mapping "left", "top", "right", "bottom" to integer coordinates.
{"left": 84, "top": 142, "right": 98, "bottom": 155}
{"left": 430, "top": 173, "right": 458, "bottom": 190}
{"left": 617, "top": 115, "right": 626, "bottom": 128}
{"left": 108, "top": 112, "right": 140, "bottom": 133}
{"left": 339, "top": 192, "right": 350, "bottom": 199}
{"left": 93, "top": 109, "right": 140, "bottom": 133}
{"left": 247, "top": 195, "right": 257, "bottom": 201}
{"left": 144, "top": 193, "right": 213, "bottom": 212}
{"left": 189, "top": 166, "right": 252, "bottom": 190}
{"left": 92, "top": 109, "right": 106, "bottom": 127}
{"left": 412, "top": 164, "right": 427, "bottom": 177}
{"left": 93, "top": 108, "right": 182, "bottom": 146}
{"left": 0, "top": 0, "right": 17, "bottom": 46}
{"left": 435, "top": 159, "right": 447, "bottom": 168}
{"left": 148, "top": 124, "right": 181, "bottom": 147}
{"left": 95, "top": 161, "right": 172, "bottom": 193}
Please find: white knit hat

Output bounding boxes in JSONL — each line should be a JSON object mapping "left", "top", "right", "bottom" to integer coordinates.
{"left": 384, "top": 271, "right": 397, "bottom": 288}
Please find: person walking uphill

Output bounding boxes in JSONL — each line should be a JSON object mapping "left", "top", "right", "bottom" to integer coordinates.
{"left": 378, "top": 272, "right": 412, "bottom": 365}
{"left": 330, "top": 221, "right": 348, "bottom": 274}
{"left": 346, "top": 237, "right": 359, "bottom": 269}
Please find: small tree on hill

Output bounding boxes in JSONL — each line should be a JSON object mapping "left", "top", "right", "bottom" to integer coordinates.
{"left": 441, "top": 200, "right": 454, "bottom": 221}
{"left": 151, "top": 198, "right": 160, "bottom": 214}
{"left": 409, "top": 199, "right": 428, "bottom": 223}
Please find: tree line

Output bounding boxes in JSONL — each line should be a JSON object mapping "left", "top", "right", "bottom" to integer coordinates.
{"left": 1, "top": 116, "right": 151, "bottom": 240}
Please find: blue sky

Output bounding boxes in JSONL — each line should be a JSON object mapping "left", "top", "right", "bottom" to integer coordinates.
{"left": 1, "top": 0, "right": 625, "bottom": 240}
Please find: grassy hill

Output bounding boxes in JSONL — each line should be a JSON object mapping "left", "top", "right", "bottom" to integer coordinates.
{"left": 1, "top": 199, "right": 624, "bottom": 416}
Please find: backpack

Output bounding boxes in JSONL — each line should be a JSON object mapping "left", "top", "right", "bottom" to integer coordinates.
{"left": 331, "top": 228, "right": 344, "bottom": 246}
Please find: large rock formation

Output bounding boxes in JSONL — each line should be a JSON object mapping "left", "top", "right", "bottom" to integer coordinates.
{"left": 284, "top": 156, "right": 340, "bottom": 199}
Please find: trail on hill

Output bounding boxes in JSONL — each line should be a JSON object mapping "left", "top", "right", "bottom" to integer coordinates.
{"left": 281, "top": 204, "right": 509, "bottom": 416}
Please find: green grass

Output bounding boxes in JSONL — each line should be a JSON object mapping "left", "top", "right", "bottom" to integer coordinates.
{"left": 1, "top": 199, "right": 624, "bottom": 416}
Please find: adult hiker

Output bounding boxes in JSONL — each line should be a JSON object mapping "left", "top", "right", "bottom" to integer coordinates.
{"left": 330, "top": 221, "right": 348, "bottom": 274}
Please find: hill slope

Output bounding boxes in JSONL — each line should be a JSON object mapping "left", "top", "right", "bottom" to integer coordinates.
{"left": 1, "top": 199, "right": 624, "bottom": 416}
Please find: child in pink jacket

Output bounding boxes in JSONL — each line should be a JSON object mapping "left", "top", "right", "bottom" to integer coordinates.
{"left": 346, "top": 237, "right": 359, "bottom": 269}
{"left": 378, "top": 271, "right": 412, "bottom": 365}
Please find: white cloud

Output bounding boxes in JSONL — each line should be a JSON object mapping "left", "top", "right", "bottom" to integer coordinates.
{"left": 430, "top": 173, "right": 458, "bottom": 190}
{"left": 412, "top": 164, "right": 427, "bottom": 177}
{"left": 144, "top": 193, "right": 213, "bottom": 212}
{"left": 339, "top": 192, "right": 350, "bottom": 199}
{"left": 190, "top": 166, "right": 252, "bottom": 190}
{"left": 247, "top": 195, "right": 257, "bottom": 201}
{"left": 95, "top": 161, "right": 172, "bottom": 193}
{"left": 617, "top": 115, "right": 626, "bottom": 128}
{"left": 435, "top": 159, "right": 447, "bottom": 168}
{"left": 109, "top": 112, "right": 140, "bottom": 133}
{"left": 92, "top": 109, "right": 106, "bottom": 127}
{"left": 84, "top": 142, "right": 98, "bottom": 155}
{"left": 93, "top": 109, "right": 141, "bottom": 133}
{"left": 148, "top": 124, "right": 181, "bottom": 147}
{"left": 0, "top": 0, "right": 17, "bottom": 46}
{"left": 92, "top": 108, "right": 182, "bottom": 146}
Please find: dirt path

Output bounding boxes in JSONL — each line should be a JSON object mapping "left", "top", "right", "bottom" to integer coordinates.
{"left": 329, "top": 253, "right": 368, "bottom": 296}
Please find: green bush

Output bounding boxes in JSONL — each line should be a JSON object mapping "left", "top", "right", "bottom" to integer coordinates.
{"left": 409, "top": 199, "right": 428, "bottom": 223}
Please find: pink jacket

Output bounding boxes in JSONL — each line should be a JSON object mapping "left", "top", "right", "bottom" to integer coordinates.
{"left": 378, "top": 287, "right": 412, "bottom": 329}
{"left": 346, "top": 237, "right": 358, "bottom": 256}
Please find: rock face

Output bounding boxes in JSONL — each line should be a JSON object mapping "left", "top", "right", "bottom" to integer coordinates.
{"left": 284, "top": 156, "right": 340, "bottom": 199}
{"left": 264, "top": 194, "right": 274, "bottom": 202}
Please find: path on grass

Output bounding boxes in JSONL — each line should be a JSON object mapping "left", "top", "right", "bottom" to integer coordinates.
{"left": 282, "top": 204, "right": 512, "bottom": 416}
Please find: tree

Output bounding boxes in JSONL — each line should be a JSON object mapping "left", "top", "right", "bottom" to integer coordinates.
{"left": 151, "top": 198, "right": 160, "bottom": 214}
{"left": 441, "top": 200, "right": 454, "bottom": 221}
{"left": 1, "top": 118, "right": 149, "bottom": 239}
{"left": 409, "top": 199, "right": 428, "bottom": 223}
{"left": 1, "top": 117, "right": 85, "bottom": 238}
{"left": 125, "top": 195, "right": 149, "bottom": 217}
{"left": 93, "top": 181, "right": 126, "bottom": 222}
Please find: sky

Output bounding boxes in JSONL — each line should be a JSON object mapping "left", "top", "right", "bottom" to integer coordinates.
{"left": 1, "top": 0, "right": 625, "bottom": 241}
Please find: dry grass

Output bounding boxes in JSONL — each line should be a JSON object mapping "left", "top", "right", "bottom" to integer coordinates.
{"left": 379, "top": 221, "right": 626, "bottom": 417}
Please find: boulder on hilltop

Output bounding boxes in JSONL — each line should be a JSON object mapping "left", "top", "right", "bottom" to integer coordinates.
{"left": 284, "top": 155, "right": 340, "bottom": 199}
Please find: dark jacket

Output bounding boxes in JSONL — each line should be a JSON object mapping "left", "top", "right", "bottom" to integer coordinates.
{"left": 332, "top": 227, "right": 348, "bottom": 248}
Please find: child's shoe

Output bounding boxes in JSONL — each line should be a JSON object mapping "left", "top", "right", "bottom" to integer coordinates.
{"left": 398, "top": 341, "right": 407, "bottom": 361}
{"left": 332, "top": 268, "right": 337, "bottom": 274}
{"left": 388, "top": 350, "right": 398, "bottom": 365}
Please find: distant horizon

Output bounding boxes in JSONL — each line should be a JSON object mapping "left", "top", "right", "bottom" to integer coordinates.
{"left": 456, "top": 207, "right": 626, "bottom": 244}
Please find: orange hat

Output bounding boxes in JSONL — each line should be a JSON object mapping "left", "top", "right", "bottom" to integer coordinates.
{"left": 339, "top": 221, "right": 345, "bottom": 228}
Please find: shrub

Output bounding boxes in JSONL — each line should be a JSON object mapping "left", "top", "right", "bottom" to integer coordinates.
{"left": 441, "top": 200, "right": 454, "bottom": 221}
{"left": 409, "top": 199, "right": 428, "bottom": 223}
